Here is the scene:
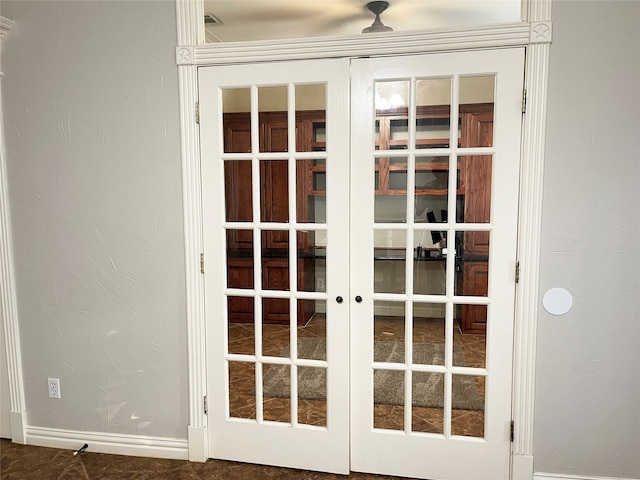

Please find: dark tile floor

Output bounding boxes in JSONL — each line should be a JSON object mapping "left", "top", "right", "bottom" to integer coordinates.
{"left": 0, "top": 439, "right": 414, "bottom": 480}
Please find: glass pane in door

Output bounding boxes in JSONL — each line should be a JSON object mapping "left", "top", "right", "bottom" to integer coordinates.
{"left": 415, "top": 78, "right": 452, "bottom": 149}
{"left": 412, "top": 371, "right": 444, "bottom": 434}
{"left": 374, "top": 230, "right": 407, "bottom": 294}
{"left": 451, "top": 375, "right": 485, "bottom": 438}
{"left": 228, "top": 361, "right": 256, "bottom": 420}
{"left": 459, "top": 76, "right": 495, "bottom": 148}
{"left": 263, "top": 363, "right": 291, "bottom": 423}
{"left": 373, "top": 300, "right": 406, "bottom": 363}
{"left": 222, "top": 88, "right": 251, "bottom": 154}
{"left": 373, "top": 368, "right": 404, "bottom": 431}
{"left": 375, "top": 156, "right": 408, "bottom": 223}
{"left": 258, "top": 86, "right": 288, "bottom": 152}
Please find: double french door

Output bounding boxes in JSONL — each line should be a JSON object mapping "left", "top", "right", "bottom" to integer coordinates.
{"left": 199, "top": 49, "right": 524, "bottom": 480}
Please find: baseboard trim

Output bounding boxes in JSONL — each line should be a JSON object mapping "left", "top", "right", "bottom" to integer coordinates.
{"left": 25, "top": 426, "right": 189, "bottom": 460}
{"left": 534, "top": 473, "right": 640, "bottom": 480}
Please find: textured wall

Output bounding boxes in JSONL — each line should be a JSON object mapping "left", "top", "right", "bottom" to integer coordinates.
{"left": 1, "top": 1, "right": 188, "bottom": 439}
{"left": 534, "top": 1, "right": 640, "bottom": 478}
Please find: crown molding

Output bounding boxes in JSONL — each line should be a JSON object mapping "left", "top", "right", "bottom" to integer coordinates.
{"left": 176, "top": 22, "right": 531, "bottom": 66}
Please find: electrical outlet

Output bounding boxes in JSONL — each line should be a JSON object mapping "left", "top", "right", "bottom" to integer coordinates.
{"left": 48, "top": 378, "right": 61, "bottom": 399}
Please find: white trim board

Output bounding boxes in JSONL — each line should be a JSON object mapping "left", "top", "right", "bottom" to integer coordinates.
{"left": 534, "top": 474, "right": 640, "bottom": 480}
{"left": 25, "top": 426, "right": 189, "bottom": 460}
{"left": 1, "top": 41, "right": 27, "bottom": 444}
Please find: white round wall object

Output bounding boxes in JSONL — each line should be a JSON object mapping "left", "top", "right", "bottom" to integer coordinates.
{"left": 542, "top": 287, "right": 573, "bottom": 316}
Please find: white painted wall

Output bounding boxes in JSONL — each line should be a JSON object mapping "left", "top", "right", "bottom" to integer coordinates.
{"left": 1, "top": 1, "right": 188, "bottom": 439}
{"left": 534, "top": 1, "right": 640, "bottom": 478}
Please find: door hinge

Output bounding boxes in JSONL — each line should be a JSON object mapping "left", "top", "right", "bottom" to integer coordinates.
{"left": 515, "top": 261, "right": 520, "bottom": 284}
{"left": 204, "top": 395, "right": 208, "bottom": 415}
{"left": 510, "top": 420, "right": 515, "bottom": 442}
{"left": 195, "top": 102, "right": 200, "bottom": 124}
{"left": 522, "top": 89, "right": 527, "bottom": 114}
{"left": 200, "top": 253, "right": 205, "bottom": 274}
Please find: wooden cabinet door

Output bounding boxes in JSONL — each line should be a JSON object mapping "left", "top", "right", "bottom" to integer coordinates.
{"left": 461, "top": 261, "right": 489, "bottom": 334}
{"left": 262, "top": 118, "right": 294, "bottom": 250}
{"left": 226, "top": 258, "right": 255, "bottom": 323}
{"left": 461, "top": 111, "right": 493, "bottom": 256}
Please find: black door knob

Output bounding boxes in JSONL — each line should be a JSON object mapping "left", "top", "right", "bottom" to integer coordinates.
{"left": 336, "top": 296, "right": 343, "bottom": 303}
{"left": 355, "top": 296, "right": 362, "bottom": 303}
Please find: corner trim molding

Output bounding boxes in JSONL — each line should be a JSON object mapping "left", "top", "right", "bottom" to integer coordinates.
{"left": 1, "top": 75, "right": 27, "bottom": 444}
{"left": 530, "top": 22, "right": 553, "bottom": 44}
{"left": 25, "top": 426, "right": 188, "bottom": 460}
{"left": 176, "top": 45, "right": 194, "bottom": 65}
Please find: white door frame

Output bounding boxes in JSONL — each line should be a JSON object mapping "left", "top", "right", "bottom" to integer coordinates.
{"left": 173, "top": 2, "right": 552, "bottom": 480}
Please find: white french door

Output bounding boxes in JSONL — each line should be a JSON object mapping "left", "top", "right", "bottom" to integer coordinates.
{"left": 199, "top": 59, "right": 351, "bottom": 474}
{"left": 199, "top": 49, "right": 524, "bottom": 480}
{"left": 350, "top": 49, "right": 524, "bottom": 480}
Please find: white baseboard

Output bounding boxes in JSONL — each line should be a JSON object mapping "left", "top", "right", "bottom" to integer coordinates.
{"left": 24, "top": 426, "right": 189, "bottom": 460}
{"left": 534, "top": 473, "right": 640, "bottom": 480}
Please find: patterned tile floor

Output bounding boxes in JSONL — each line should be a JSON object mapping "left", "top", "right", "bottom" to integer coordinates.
{"left": 0, "top": 439, "right": 414, "bottom": 479}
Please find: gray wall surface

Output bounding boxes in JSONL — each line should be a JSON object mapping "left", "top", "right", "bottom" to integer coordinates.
{"left": 534, "top": 1, "right": 640, "bottom": 478}
{"left": 1, "top": 0, "right": 188, "bottom": 439}
{"left": 1, "top": 0, "right": 639, "bottom": 477}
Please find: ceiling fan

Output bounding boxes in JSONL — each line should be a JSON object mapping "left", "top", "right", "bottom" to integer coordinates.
{"left": 362, "top": 1, "right": 393, "bottom": 33}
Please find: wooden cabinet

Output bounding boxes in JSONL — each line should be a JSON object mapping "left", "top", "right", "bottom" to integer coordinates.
{"left": 223, "top": 105, "right": 492, "bottom": 331}
{"left": 459, "top": 105, "right": 493, "bottom": 333}
{"left": 223, "top": 111, "right": 323, "bottom": 325}
{"left": 460, "top": 262, "right": 489, "bottom": 334}
{"left": 227, "top": 256, "right": 315, "bottom": 325}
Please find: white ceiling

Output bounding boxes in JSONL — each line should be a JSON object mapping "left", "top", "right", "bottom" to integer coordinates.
{"left": 203, "top": 0, "right": 522, "bottom": 43}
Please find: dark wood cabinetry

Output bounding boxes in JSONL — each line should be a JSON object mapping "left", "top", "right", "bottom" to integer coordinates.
{"left": 223, "top": 106, "right": 491, "bottom": 332}
{"left": 223, "top": 111, "right": 323, "bottom": 325}
{"left": 459, "top": 105, "right": 492, "bottom": 334}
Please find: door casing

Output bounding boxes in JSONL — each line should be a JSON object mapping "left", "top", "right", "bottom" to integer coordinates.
{"left": 173, "top": 4, "right": 553, "bottom": 479}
